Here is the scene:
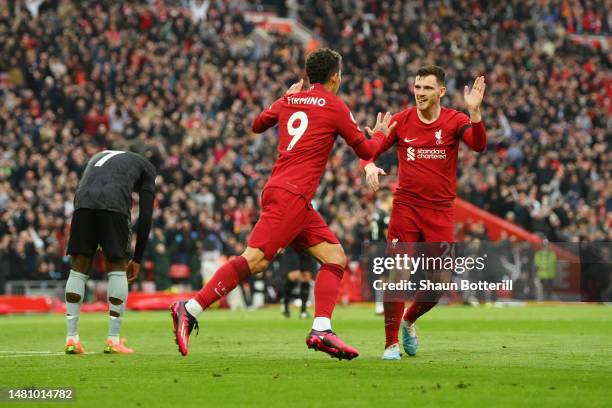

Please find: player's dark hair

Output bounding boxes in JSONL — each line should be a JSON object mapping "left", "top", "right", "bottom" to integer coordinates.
{"left": 306, "top": 48, "right": 342, "bottom": 84}
{"left": 416, "top": 65, "right": 445, "bottom": 86}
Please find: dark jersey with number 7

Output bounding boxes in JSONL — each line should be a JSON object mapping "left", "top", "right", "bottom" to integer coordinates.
{"left": 74, "top": 150, "right": 156, "bottom": 218}
{"left": 251, "top": 83, "right": 386, "bottom": 201}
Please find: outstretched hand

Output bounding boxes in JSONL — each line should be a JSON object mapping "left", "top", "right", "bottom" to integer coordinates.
{"left": 365, "top": 112, "right": 397, "bottom": 137}
{"left": 364, "top": 163, "right": 386, "bottom": 192}
{"left": 464, "top": 76, "right": 486, "bottom": 115}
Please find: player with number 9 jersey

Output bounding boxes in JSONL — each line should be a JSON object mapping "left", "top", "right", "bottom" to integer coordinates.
{"left": 170, "top": 48, "right": 396, "bottom": 360}
{"left": 247, "top": 57, "right": 393, "bottom": 260}
{"left": 252, "top": 81, "right": 384, "bottom": 202}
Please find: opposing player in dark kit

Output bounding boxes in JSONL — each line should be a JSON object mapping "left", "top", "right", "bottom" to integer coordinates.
{"left": 64, "top": 150, "right": 156, "bottom": 354}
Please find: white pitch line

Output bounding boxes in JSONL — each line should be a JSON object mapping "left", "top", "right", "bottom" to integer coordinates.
{"left": 0, "top": 353, "right": 66, "bottom": 358}
{"left": 0, "top": 351, "right": 100, "bottom": 357}
{"left": 0, "top": 350, "right": 55, "bottom": 354}
{"left": 0, "top": 350, "right": 169, "bottom": 357}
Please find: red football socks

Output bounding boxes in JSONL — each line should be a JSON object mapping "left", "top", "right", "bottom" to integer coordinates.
{"left": 403, "top": 290, "right": 439, "bottom": 323}
{"left": 194, "top": 256, "right": 251, "bottom": 310}
{"left": 384, "top": 301, "right": 404, "bottom": 348}
{"left": 313, "top": 263, "right": 345, "bottom": 318}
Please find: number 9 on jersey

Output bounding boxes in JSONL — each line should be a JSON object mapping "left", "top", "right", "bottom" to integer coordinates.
{"left": 287, "top": 111, "right": 309, "bottom": 151}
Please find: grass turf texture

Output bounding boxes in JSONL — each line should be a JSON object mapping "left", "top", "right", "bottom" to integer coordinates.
{"left": 1, "top": 305, "right": 611, "bottom": 407}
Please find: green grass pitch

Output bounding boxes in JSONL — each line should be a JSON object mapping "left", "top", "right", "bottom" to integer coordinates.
{"left": 1, "top": 305, "right": 611, "bottom": 407}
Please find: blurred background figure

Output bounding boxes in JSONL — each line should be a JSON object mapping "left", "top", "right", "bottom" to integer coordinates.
{"left": 535, "top": 239, "right": 557, "bottom": 300}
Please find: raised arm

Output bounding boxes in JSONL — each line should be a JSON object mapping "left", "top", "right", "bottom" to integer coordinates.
{"left": 359, "top": 112, "right": 400, "bottom": 168}
{"left": 252, "top": 99, "right": 282, "bottom": 134}
{"left": 337, "top": 107, "right": 397, "bottom": 160}
{"left": 461, "top": 120, "right": 487, "bottom": 152}
{"left": 461, "top": 76, "right": 487, "bottom": 152}
{"left": 252, "top": 80, "right": 304, "bottom": 134}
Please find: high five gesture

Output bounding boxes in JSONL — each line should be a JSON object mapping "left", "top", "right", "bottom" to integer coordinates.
{"left": 464, "top": 75, "right": 486, "bottom": 122}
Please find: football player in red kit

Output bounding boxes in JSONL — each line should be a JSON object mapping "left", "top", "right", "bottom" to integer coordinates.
{"left": 170, "top": 48, "right": 396, "bottom": 359}
{"left": 362, "top": 66, "right": 487, "bottom": 360}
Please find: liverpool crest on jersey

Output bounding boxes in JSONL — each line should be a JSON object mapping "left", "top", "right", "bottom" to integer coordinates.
{"left": 435, "top": 129, "right": 443, "bottom": 145}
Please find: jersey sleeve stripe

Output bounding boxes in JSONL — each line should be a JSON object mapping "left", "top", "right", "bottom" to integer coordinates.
{"left": 458, "top": 124, "right": 472, "bottom": 139}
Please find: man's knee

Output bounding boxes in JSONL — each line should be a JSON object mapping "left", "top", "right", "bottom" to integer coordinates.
{"left": 106, "top": 257, "right": 127, "bottom": 272}
{"left": 70, "top": 255, "right": 92, "bottom": 275}
{"left": 250, "top": 259, "right": 269, "bottom": 274}
{"left": 323, "top": 249, "right": 346, "bottom": 268}
{"left": 307, "top": 243, "right": 347, "bottom": 268}
{"left": 242, "top": 247, "right": 269, "bottom": 274}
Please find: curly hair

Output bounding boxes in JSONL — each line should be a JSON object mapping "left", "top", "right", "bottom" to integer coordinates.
{"left": 305, "top": 48, "right": 342, "bottom": 84}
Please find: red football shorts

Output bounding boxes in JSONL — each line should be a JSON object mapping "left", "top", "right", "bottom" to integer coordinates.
{"left": 387, "top": 200, "right": 455, "bottom": 255}
{"left": 248, "top": 187, "right": 339, "bottom": 260}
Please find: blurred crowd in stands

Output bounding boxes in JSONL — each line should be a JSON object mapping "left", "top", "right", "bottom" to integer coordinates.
{"left": 0, "top": 0, "right": 610, "bottom": 300}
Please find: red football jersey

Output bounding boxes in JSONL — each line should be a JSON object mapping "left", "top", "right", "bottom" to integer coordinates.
{"left": 253, "top": 83, "right": 384, "bottom": 200}
{"left": 364, "top": 107, "right": 486, "bottom": 210}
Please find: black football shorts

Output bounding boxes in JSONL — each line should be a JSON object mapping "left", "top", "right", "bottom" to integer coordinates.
{"left": 67, "top": 208, "right": 131, "bottom": 260}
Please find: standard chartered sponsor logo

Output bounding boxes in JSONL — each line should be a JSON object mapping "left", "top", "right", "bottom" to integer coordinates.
{"left": 407, "top": 147, "right": 416, "bottom": 161}
{"left": 406, "top": 147, "right": 446, "bottom": 161}
{"left": 417, "top": 148, "right": 446, "bottom": 160}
